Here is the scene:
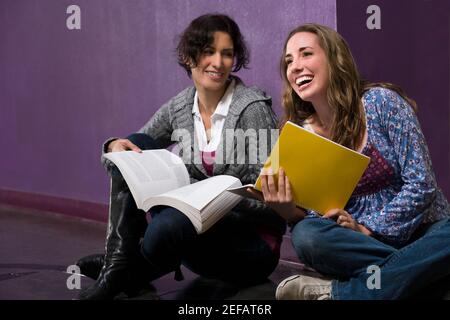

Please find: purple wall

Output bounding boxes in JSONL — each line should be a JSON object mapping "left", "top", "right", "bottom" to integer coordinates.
{"left": 337, "top": 0, "right": 450, "bottom": 199}
{"left": 0, "top": 0, "right": 336, "bottom": 205}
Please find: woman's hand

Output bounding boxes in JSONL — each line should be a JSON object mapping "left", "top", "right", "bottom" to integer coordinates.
{"left": 323, "top": 209, "right": 372, "bottom": 236}
{"left": 252, "top": 167, "right": 305, "bottom": 224}
{"left": 107, "top": 139, "right": 142, "bottom": 153}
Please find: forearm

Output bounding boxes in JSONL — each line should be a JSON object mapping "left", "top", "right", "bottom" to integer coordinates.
{"left": 285, "top": 206, "right": 307, "bottom": 225}
{"left": 101, "top": 137, "right": 120, "bottom": 173}
{"left": 103, "top": 137, "right": 120, "bottom": 154}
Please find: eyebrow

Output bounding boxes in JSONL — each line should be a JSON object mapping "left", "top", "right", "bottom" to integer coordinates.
{"left": 285, "top": 46, "right": 313, "bottom": 58}
{"left": 205, "top": 46, "right": 234, "bottom": 52}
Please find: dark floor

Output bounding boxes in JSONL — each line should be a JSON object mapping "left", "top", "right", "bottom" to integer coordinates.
{"left": 0, "top": 204, "right": 307, "bottom": 300}
{"left": 3, "top": 204, "right": 449, "bottom": 300}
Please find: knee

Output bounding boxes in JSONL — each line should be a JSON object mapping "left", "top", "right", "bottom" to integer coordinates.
{"left": 290, "top": 218, "right": 334, "bottom": 264}
{"left": 126, "top": 133, "right": 160, "bottom": 150}
{"left": 141, "top": 207, "right": 195, "bottom": 258}
{"left": 147, "top": 207, "right": 192, "bottom": 231}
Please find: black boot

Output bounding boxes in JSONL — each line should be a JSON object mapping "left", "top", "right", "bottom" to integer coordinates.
{"left": 75, "top": 253, "right": 104, "bottom": 280}
{"left": 78, "top": 176, "right": 149, "bottom": 300}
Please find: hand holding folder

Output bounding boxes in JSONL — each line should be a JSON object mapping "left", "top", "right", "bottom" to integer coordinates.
{"left": 229, "top": 121, "right": 370, "bottom": 215}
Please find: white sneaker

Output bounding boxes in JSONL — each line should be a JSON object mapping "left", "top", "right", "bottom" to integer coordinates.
{"left": 275, "top": 274, "right": 332, "bottom": 300}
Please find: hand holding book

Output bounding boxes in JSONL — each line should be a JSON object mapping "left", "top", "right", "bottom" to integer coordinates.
{"left": 231, "top": 121, "right": 370, "bottom": 215}
{"left": 102, "top": 149, "right": 243, "bottom": 234}
{"left": 247, "top": 167, "right": 306, "bottom": 224}
{"left": 107, "top": 139, "right": 142, "bottom": 153}
{"left": 104, "top": 121, "right": 370, "bottom": 234}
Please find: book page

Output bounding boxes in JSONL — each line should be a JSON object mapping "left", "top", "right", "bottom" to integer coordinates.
{"left": 142, "top": 175, "right": 243, "bottom": 234}
{"left": 200, "top": 182, "right": 244, "bottom": 231}
{"left": 226, "top": 184, "right": 264, "bottom": 201}
{"left": 103, "top": 150, "right": 190, "bottom": 209}
{"left": 143, "top": 175, "right": 241, "bottom": 212}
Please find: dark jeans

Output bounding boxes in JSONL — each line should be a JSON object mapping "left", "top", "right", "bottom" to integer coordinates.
{"left": 291, "top": 216, "right": 450, "bottom": 299}
{"left": 122, "top": 133, "right": 278, "bottom": 285}
{"left": 141, "top": 206, "right": 278, "bottom": 285}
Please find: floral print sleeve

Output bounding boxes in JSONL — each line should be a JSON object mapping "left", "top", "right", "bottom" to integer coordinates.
{"left": 357, "top": 89, "right": 438, "bottom": 245}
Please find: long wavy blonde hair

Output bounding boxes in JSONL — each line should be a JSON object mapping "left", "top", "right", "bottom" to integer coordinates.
{"left": 280, "top": 23, "right": 417, "bottom": 150}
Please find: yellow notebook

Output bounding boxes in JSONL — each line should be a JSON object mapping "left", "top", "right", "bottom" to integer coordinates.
{"left": 254, "top": 121, "right": 370, "bottom": 215}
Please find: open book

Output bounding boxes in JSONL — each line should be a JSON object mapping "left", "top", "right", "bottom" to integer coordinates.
{"left": 103, "top": 150, "right": 243, "bottom": 234}
{"left": 104, "top": 120, "right": 369, "bottom": 232}
{"left": 228, "top": 121, "right": 370, "bottom": 215}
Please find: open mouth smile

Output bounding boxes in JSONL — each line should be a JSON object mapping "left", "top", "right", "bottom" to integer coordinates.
{"left": 295, "top": 75, "right": 314, "bottom": 90}
{"left": 205, "top": 71, "right": 224, "bottom": 79}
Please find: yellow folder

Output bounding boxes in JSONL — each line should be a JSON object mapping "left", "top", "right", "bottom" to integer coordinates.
{"left": 254, "top": 121, "right": 370, "bottom": 215}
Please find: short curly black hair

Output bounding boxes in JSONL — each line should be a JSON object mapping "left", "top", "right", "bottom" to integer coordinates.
{"left": 176, "top": 13, "right": 250, "bottom": 77}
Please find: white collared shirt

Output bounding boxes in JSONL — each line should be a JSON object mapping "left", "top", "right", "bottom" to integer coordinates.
{"left": 192, "top": 79, "right": 235, "bottom": 152}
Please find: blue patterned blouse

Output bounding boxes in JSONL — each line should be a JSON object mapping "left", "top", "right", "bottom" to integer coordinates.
{"left": 308, "top": 87, "right": 450, "bottom": 247}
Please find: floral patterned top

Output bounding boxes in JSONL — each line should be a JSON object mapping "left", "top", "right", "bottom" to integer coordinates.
{"left": 307, "top": 87, "right": 450, "bottom": 247}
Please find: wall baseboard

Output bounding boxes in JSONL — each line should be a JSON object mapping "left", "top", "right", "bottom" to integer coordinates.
{"left": 0, "top": 189, "right": 108, "bottom": 223}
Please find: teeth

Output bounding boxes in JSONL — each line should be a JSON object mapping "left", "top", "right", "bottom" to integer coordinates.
{"left": 206, "top": 71, "right": 223, "bottom": 77}
{"left": 295, "top": 76, "right": 313, "bottom": 85}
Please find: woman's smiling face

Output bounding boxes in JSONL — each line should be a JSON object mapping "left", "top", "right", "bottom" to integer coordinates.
{"left": 285, "top": 31, "right": 330, "bottom": 105}
{"left": 190, "top": 31, "right": 234, "bottom": 93}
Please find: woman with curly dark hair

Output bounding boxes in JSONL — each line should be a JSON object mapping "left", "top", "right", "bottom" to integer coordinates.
{"left": 75, "top": 13, "right": 285, "bottom": 300}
